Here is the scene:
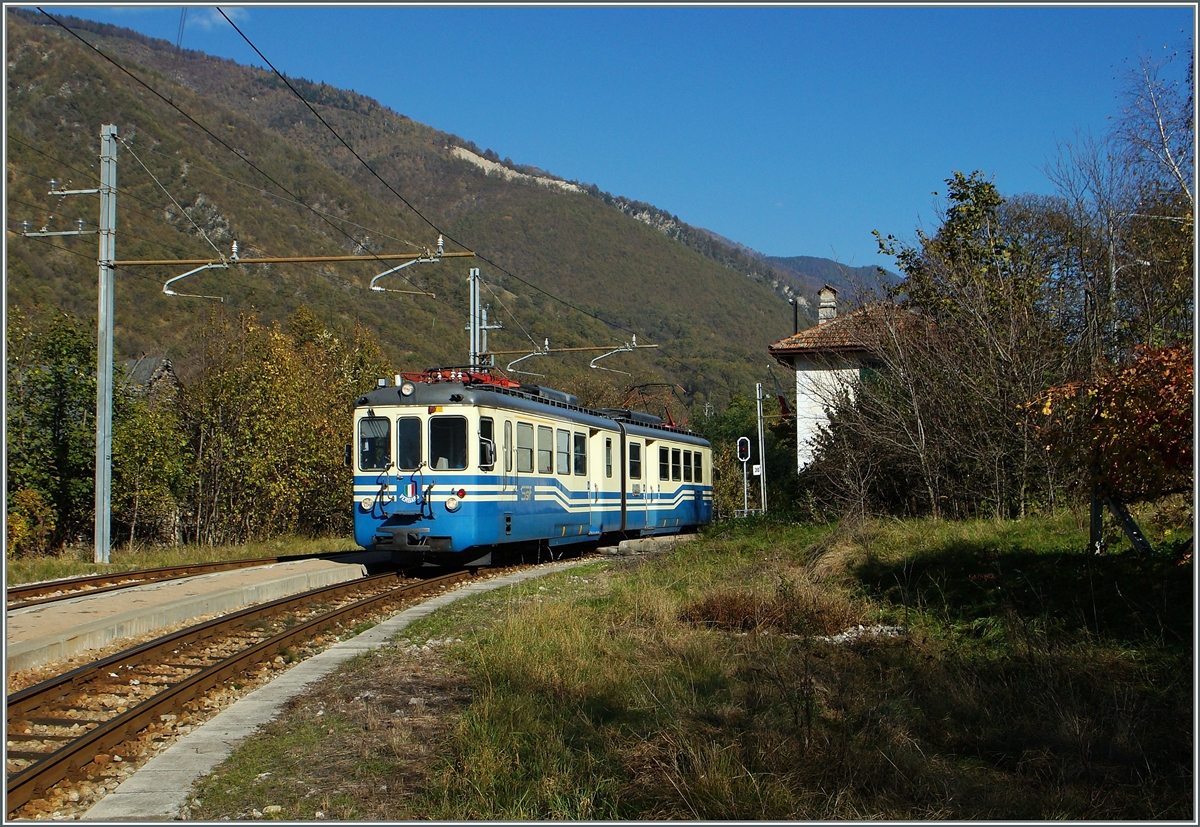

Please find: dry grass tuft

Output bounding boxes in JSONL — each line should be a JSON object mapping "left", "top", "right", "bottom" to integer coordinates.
{"left": 679, "top": 576, "right": 863, "bottom": 636}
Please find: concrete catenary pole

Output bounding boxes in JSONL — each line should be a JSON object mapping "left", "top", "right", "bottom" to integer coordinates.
{"left": 95, "top": 124, "right": 117, "bottom": 564}
{"left": 468, "top": 267, "right": 481, "bottom": 367}
{"left": 756, "top": 382, "right": 767, "bottom": 515}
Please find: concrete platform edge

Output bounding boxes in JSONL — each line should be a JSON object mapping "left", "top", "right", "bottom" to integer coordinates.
{"left": 6, "top": 564, "right": 368, "bottom": 675}
{"left": 79, "top": 559, "right": 592, "bottom": 822}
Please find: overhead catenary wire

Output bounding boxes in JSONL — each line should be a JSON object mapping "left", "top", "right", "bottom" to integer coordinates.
{"left": 7, "top": 141, "right": 211, "bottom": 226}
{"left": 33, "top": 7, "right": 639, "bottom": 351}
{"left": 25, "top": 9, "right": 743, "bottom": 401}
{"left": 210, "top": 10, "right": 749, "bottom": 400}
{"left": 10, "top": 191, "right": 403, "bottom": 311}
{"left": 26, "top": 9, "right": 474, "bottom": 331}
{"left": 216, "top": 8, "right": 642, "bottom": 340}
{"left": 117, "top": 135, "right": 224, "bottom": 259}
{"left": 133, "top": 146, "right": 426, "bottom": 252}
{"left": 9, "top": 135, "right": 419, "bottom": 259}
{"left": 10, "top": 179, "right": 445, "bottom": 310}
{"left": 33, "top": 8, "right": 442, "bottom": 297}
{"left": 217, "top": 9, "right": 454, "bottom": 247}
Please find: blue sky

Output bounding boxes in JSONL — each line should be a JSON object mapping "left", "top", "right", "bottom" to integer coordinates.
{"left": 32, "top": 4, "right": 1196, "bottom": 269}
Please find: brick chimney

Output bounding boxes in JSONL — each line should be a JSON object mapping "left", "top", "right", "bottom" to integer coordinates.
{"left": 818, "top": 285, "right": 838, "bottom": 324}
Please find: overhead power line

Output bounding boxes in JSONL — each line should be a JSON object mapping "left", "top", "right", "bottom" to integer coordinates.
{"left": 215, "top": 8, "right": 640, "bottom": 339}
{"left": 217, "top": 9, "right": 453, "bottom": 248}
{"left": 32, "top": 8, "right": 462, "bottom": 311}
{"left": 35, "top": 9, "right": 437, "bottom": 291}
{"left": 26, "top": 8, "right": 737, "bottom": 398}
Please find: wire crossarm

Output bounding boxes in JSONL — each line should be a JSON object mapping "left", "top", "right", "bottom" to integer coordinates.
{"left": 163, "top": 261, "right": 227, "bottom": 301}
{"left": 591, "top": 335, "right": 656, "bottom": 376}
{"left": 370, "top": 257, "right": 434, "bottom": 294}
{"left": 507, "top": 338, "right": 551, "bottom": 376}
{"left": 370, "top": 236, "right": 443, "bottom": 295}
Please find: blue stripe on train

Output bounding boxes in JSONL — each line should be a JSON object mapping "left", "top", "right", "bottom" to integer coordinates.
{"left": 353, "top": 473, "right": 711, "bottom": 553}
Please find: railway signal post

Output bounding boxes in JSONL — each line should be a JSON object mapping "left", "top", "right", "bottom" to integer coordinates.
{"left": 737, "top": 436, "right": 751, "bottom": 516}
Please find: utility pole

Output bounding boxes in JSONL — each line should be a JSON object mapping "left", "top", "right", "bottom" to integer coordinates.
{"left": 756, "top": 382, "right": 767, "bottom": 515}
{"left": 95, "top": 124, "right": 117, "bottom": 563}
{"left": 466, "top": 267, "right": 502, "bottom": 367}
{"left": 19, "top": 125, "right": 115, "bottom": 563}
{"left": 468, "top": 267, "right": 481, "bottom": 366}
{"left": 21, "top": 125, "right": 471, "bottom": 563}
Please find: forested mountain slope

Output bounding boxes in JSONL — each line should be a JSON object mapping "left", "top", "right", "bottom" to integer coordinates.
{"left": 6, "top": 10, "right": 828, "bottom": 405}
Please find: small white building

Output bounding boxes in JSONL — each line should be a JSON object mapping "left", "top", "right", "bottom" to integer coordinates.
{"left": 767, "top": 285, "right": 880, "bottom": 471}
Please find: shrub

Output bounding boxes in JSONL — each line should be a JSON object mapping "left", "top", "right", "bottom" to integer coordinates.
{"left": 6, "top": 488, "right": 57, "bottom": 558}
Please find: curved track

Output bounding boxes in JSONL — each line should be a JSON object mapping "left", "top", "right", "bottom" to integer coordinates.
{"left": 6, "top": 569, "right": 470, "bottom": 816}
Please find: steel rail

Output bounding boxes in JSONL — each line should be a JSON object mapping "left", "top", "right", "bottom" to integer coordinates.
{"left": 6, "top": 569, "right": 469, "bottom": 814}
{"left": 7, "top": 570, "right": 397, "bottom": 719}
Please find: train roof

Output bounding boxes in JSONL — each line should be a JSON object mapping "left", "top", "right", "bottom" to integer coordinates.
{"left": 355, "top": 368, "right": 707, "bottom": 443}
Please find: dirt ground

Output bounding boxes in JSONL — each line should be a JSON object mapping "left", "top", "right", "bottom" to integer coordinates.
{"left": 183, "top": 637, "right": 472, "bottom": 820}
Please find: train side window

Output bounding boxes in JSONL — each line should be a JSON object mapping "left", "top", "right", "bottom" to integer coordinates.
{"left": 505, "top": 421, "right": 513, "bottom": 473}
{"left": 694, "top": 452, "right": 704, "bottom": 484}
{"left": 629, "top": 442, "right": 642, "bottom": 480}
{"left": 430, "top": 416, "right": 468, "bottom": 470}
{"left": 573, "top": 432, "right": 587, "bottom": 476}
{"left": 671, "top": 448, "right": 681, "bottom": 481}
{"left": 516, "top": 422, "right": 534, "bottom": 473}
{"left": 359, "top": 416, "right": 390, "bottom": 471}
{"left": 396, "top": 417, "right": 422, "bottom": 470}
{"left": 659, "top": 447, "right": 669, "bottom": 480}
{"left": 479, "top": 417, "right": 496, "bottom": 470}
{"left": 537, "top": 426, "right": 554, "bottom": 474}
{"left": 683, "top": 450, "right": 693, "bottom": 482}
{"left": 605, "top": 438, "right": 613, "bottom": 478}
{"left": 556, "top": 429, "right": 571, "bottom": 475}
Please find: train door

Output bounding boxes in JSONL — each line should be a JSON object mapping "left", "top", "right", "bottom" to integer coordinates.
{"left": 684, "top": 447, "right": 700, "bottom": 526}
{"left": 513, "top": 420, "right": 535, "bottom": 541}
{"left": 578, "top": 429, "right": 601, "bottom": 538}
{"left": 697, "top": 447, "right": 712, "bottom": 524}
{"left": 659, "top": 443, "right": 674, "bottom": 530}
{"left": 599, "top": 431, "right": 616, "bottom": 533}
{"left": 626, "top": 439, "right": 646, "bottom": 530}
{"left": 499, "top": 418, "right": 515, "bottom": 540}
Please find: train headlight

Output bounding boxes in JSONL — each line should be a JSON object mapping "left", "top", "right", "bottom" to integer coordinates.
{"left": 445, "top": 496, "right": 461, "bottom": 512}
{"left": 360, "top": 497, "right": 373, "bottom": 510}
{"left": 400, "top": 381, "right": 415, "bottom": 397}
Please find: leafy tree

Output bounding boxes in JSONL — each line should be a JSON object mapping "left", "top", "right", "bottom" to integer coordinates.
{"left": 179, "top": 308, "right": 390, "bottom": 544}
{"left": 859, "top": 173, "right": 1077, "bottom": 519}
{"left": 111, "top": 366, "right": 188, "bottom": 546}
{"left": 5, "top": 308, "right": 97, "bottom": 549}
{"left": 1044, "top": 49, "right": 1193, "bottom": 362}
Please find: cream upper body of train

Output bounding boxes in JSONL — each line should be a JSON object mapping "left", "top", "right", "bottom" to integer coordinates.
{"left": 352, "top": 368, "right": 713, "bottom": 566}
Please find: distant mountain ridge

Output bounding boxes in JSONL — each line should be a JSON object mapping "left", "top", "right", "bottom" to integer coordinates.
{"left": 693, "top": 228, "right": 897, "bottom": 303}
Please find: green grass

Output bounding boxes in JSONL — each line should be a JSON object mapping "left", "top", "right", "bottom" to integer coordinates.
{"left": 4, "top": 535, "right": 359, "bottom": 586}
{"left": 185, "top": 510, "right": 1193, "bottom": 820}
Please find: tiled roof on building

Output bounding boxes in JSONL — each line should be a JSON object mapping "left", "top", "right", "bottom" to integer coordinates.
{"left": 768, "top": 303, "right": 920, "bottom": 363}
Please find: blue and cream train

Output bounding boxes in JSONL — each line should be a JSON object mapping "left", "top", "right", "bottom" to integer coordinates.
{"left": 352, "top": 368, "right": 713, "bottom": 565}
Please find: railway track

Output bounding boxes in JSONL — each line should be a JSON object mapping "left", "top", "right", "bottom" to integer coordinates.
{"left": 5, "top": 551, "right": 369, "bottom": 610}
{"left": 5, "top": 568, "right": 472, "bottom": 816}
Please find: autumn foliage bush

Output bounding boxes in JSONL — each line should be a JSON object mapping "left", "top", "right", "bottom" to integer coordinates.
{"left": 5, "top": 305, "right": 392, "bottom": 555}
{"left": 1031, "top": 346, "right": 1193, "bottom": 503}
